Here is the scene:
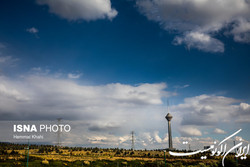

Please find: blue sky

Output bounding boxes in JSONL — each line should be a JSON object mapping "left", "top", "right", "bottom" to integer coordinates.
{"left": 0, "top": 0, "right": 250, "bottom": 149}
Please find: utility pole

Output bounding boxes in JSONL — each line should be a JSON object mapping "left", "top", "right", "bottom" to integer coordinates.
{"left": 25, "top": 139, "right": 30, "bottom": 167}
{"left": 131, "top": 131, "right": 135, "bottom": 151}
{"left": 164, "top": 150, "right": 166, "bottom": 167}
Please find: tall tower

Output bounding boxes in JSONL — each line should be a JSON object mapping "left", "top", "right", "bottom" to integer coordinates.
{"left": 165, "top": 113, "right": 173, "bottom": 149}
{"left": 131, "top": 131, "right": 135, "bottom": 151}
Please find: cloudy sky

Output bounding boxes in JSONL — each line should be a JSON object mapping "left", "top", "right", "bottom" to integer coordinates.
{"left": 0, "top": 0, "right": 250, "bottom": 149}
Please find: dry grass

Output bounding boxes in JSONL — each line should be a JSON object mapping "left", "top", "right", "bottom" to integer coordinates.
{"left": 3, "top": 149, "right": 216, "bottom": 164}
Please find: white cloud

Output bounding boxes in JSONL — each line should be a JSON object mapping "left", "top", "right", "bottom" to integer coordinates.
{"left": 30, "top": 67, "right": 50, "bottom": 75}
{"left": 214, "top": 128, "right": 226, "bottom": 134}
{"left": 136, "top": 0, "right": 250, "bottom": 52}
{"left": 0, "top": 73, "right": 173, "bottom": 148}
{"left": 88, "top": 135, "right": 108, "bottom": 144}
{"left": 142, "top": 132, "right": 154, "bottom": 144}
{"left": 172, "top": 94, "right": 240, "bottom": 126}
{"left": 230, "top": 18, "right": 250, "bottom": 43}
{"left": 153, "top": 131, "right": 163, "bottom": 143}
{"left": 235, "top": 136, "right": 245, "bottom": 142}
{"left": 0, "top": 74, "right": 169, "bottom": 121}
{"left": 162, "top": 134, "right": 168, "bottom": 143}
{"left": 0, "top": 84, "right": 29, "bottom": 102}
{"left": 239, "top": 103, "right": 250, "bottom": 111}
{"left": 26, "top": 27, "right": 39, "bottom": 34}
{"left": 0, "top": 45, "right": 19, "bottom": 69}
{"left": 179, "top": 126, "right": 202, "bottom": 137}
{"left": 173, "top": 136, "right": 216, "bottom": 150}
{"left": 119, "top": 135, "right": 130, "bottom": 144}
{"left": 174, "top": 84, "right": 190, "bottom": 89}
{"left": 135, "top": 131, "right": 169, "bottom": 148}
{"left": 0, "top": 56, "right": 18, "bottom": 67}
{"left": 36, "top": 0, "right": 118, "bottom": 21}
{"left": 234, "top": 102, "right": 250, "bottom": 123}
{"left": 173, "top": 32, "right": 224, "bottom": 53}
{"left": 68, "top": 73, "right": 82, "bottom": 79}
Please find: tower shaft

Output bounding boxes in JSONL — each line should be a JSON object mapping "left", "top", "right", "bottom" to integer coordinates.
{"left": 168, "top": 121, "right": 173, "bottom": 149}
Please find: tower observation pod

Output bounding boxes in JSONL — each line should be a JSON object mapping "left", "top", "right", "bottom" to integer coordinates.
{"left": 165, "top": 113, "right": 173, "bottom": 150}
